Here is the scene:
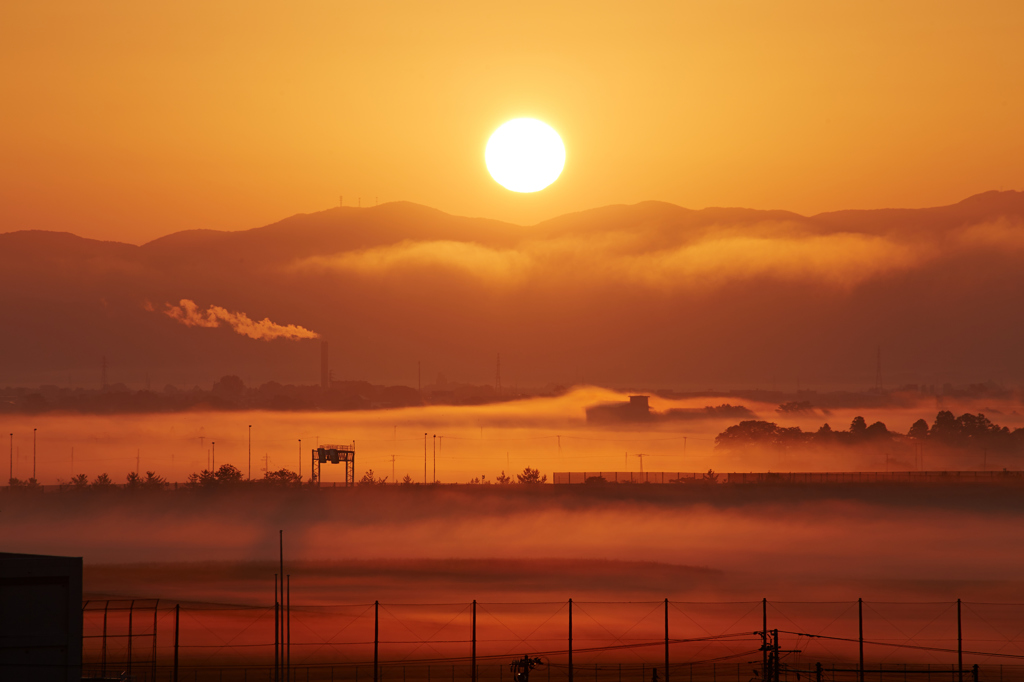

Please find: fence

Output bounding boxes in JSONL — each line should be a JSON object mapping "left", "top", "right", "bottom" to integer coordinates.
{"left": 551, "top": 472, "right": 1024, "bottom": 485}
{"left": 81, "top": 599, "right": 1024, "bottom": 682}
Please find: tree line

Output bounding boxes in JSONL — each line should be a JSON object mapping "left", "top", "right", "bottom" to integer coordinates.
{"left": 715, "top": 410, "right": 1024, "bottom": 452}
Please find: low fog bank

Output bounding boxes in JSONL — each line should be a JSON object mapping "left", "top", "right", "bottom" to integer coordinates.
{"left": 5, "top": 485, "right": 1024, "bottom": 601}
{"left": 4, "top": 388, "right": 1024, "bottom": 486}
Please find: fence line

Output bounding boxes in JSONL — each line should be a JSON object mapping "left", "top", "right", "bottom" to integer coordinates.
{"left": 80, "top": 600, "right": 1024, "bottom": 681}
{"left": 552, "top": 472, "right": 1024, "bottom": 485}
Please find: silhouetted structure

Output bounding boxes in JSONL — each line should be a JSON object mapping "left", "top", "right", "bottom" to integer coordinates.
{"left": 313, "top": 442, "right": 355, "bottom": 487}
{"left": 0, "top": 552, "right": 82, "bottom": 681}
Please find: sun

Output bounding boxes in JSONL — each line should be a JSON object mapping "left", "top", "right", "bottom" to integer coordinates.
{"left": 485, "top": 119, "right": 565, "bottom": 193}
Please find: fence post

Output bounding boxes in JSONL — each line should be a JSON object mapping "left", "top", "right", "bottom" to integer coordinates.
{"left": 664, "top": 599, "right": 669, "bottom": 682}
{"left": 173, "top": 604, "right": 180, "bottom": 682}
{"left": 972, "top": 665, "right": 978, "bottom": 682}
{"left": 472, "top": 601, "right": 477, "bottom": 682}
{"left": 275, "top": 577, "right": 280, "bottom": 682}
{"left": 287, "top": 575, "right": 291, "bottom": 682}
{"left": 569, "top": 599, "right": 574, "bottom": 682}
{"left": 858, "top": 599, "right": 864, "bottom": 682}
{"left": 374, "top": 601, "right": 380, "bottom": 682}
{"left": 958, "top": 600, "right": 963, "bottom": 682}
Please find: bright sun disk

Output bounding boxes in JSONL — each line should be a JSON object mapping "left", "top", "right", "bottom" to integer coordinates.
{"left": 485, "top": 119, "right": 565, "bottom": 193}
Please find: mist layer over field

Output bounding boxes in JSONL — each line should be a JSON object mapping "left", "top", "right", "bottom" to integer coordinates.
{"left": 5, "top": 389, "right": 1023, "bottom": 486}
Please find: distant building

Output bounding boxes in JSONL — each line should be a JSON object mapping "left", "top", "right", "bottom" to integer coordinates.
{"left": 0, "top": 552, "right": 82, "bottom": 682}
{"left": 585, "top": 395, "right": 653, "bottom": 424}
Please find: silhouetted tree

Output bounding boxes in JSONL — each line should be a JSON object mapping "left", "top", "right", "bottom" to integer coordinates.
{"left": 142, "top": 471, "right": 166, "bottom": 489}
{"left": 212, "top": 375, "right": 246, "bottom": 401}
{"left": 865, "top": 421, "right": 891, "bottom": 439}
{"left": 715, "top": 420, "right": 782, "bottom": 449}
{"left": 92, "top": 473, "right": 113, "bottom": 488}
{"left": 850, "top": 416, "right": 867, "bottom": 435}
{"left": 401, "top": 474, "right": 415, "bottom": 485}
{"left": 357, "top": 469, "right": 388, "bottom": 485}
{"left": 264, "top": 469, "right": 302, "bottom": 487}
{"left": 495, "top": 470, "right": 514, "bottom": 484}
{"left": 125, "top": 471, "right": 142, "bottom": 488}
{"left": 930, "top": 410, "right": 959, "bottom": 442}
{"left": 908, "top": 419, "right": 929, "bottom": 439}
{"left": 517, "top": 466, "right": 547, "bottom": 484}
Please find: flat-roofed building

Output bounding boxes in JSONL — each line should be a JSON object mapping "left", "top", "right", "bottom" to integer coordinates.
{"left": 0, "top": 552, "right": 82, "bottom": 682}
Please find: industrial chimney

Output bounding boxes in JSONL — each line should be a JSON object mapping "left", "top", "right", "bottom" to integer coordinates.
{"left": 320, "top": 340, "right": 329, "bottom": 390}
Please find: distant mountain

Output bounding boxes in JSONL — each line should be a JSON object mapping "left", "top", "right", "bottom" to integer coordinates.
{"left": 1, "top": 191, "right": 1023, "bottom": 389}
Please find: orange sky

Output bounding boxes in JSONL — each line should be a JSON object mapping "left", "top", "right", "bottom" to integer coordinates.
{"left": 2, "top": 1, "right": 1023, "bottom": 244}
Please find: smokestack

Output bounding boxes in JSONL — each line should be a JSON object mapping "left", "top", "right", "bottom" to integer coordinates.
{"left": 321, "top": 340, "right": 329, "bottom": 389}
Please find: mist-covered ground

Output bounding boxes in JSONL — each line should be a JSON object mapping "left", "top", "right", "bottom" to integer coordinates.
{"left": 5, "top": 388, "right": 1023, "bottom": 486}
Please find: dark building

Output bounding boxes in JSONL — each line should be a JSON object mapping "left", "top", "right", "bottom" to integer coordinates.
{"left": 0, "top": 552, "right": 82, "bottom": 682}
{"left": 585, "top": 395, "right": 653, "bottom": 423}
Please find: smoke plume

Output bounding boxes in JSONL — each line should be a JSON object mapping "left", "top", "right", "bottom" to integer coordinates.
{"left": 163, "top": 299, "right": 319, "bottom": 341}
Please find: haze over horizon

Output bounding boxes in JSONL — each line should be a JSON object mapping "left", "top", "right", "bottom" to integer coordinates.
{"left": 2, "top": 189, "right": 1024, "bottom": 390}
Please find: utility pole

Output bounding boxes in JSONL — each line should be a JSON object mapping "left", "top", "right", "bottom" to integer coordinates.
{"left": 472, "top": 600, "right": 477, "bottom": 682}
{"left": 212, "top": 442, "right": 215, "bottom": 471}
{"left": 391, "top": 454, "right": 396, "bottom": 484}
{"left": 32, "top": 428, "right": 36, "bottom": 481}
{"left": 433, "top": 434, "right": 436, "bottom": 483}
{"left": 248, "top": 425, "right": 252, "bottom": 480}
{"left": 424, "top": 433, "right": 427, "bottom": 484}
{"left": 9, "top": 433, "right": 12, "bottom": 484}
{"left": 762, "top": 598, "right": 767, "bottom": 682}
{"left": 298, "top": 439, "right": 302, "bottom": 479}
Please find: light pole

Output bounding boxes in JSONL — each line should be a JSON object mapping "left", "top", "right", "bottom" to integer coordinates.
{"left": 298, "top": 439, "right": 302, "bottom": 479}
{"left": 32, "top": 428, "right": 36, "bottom": 481}
{"left": 212, "top": 441, "right": 216, "bottom": 471}
{"left": 432, "top": 434, "right": 436, "bottom": 484}
{"left": 423, "top": 433, "right": 427, "bottom": 484}
{"left": 248, "top": 425, "right": 252, "bottom": 480}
